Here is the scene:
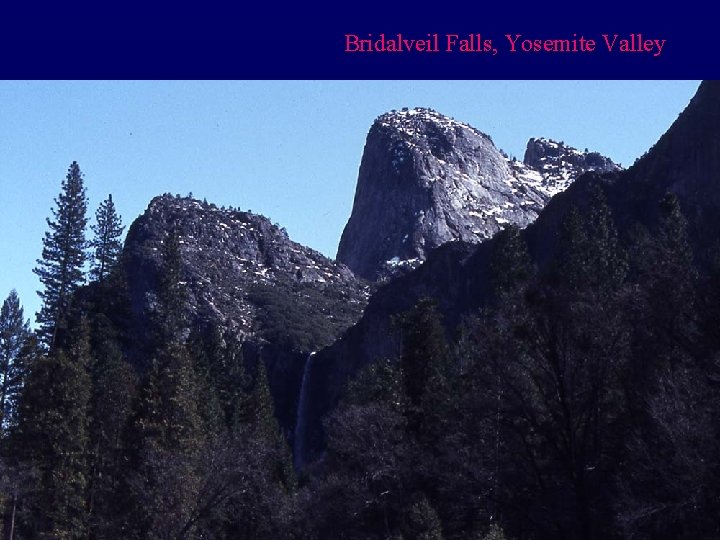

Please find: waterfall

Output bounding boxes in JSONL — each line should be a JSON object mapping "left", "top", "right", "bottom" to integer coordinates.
{"left": 293, "top": 351, "right": 315, "bottom": 470}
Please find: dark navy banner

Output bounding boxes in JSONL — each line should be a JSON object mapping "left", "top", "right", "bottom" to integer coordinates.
{"left": 0, "top": 2, "right": 713, "bottom": 78}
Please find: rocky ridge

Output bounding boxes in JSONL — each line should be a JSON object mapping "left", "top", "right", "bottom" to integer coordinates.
{"left": 123, "top": 194, "right": 369, "bottom": 346}
{"left": 523, "top": 137, "right": 621, "bottom": 196}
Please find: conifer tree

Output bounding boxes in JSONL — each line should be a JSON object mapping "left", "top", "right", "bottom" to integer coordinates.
{"left": 33, "top": 161, "right": 89, "bottom": 350}
{"left": 556, "top": 207, "right": 591, "bottom": 290}
{"left": 554, "top": 189, "right": 630, "bottom": 370}
{"left": 481, "top": 523, "right": 508, "bottom": 540}
{"left": 89, "top": 194, "right": 124, "bottom": 284}
{"left": 250, "top": 359, "right": 296, "bottom": 491}
{"left": 220, "top": 335, "right": 249, "bottom": 430}
{"left": 121, "top": 345, "right": 203, "bottom": 537}
{"left": 584, "top": 185, "right": 628, "bottom": 292}
{"left": 488, "top": 226, "right": 534, "bottom": 301}
{"left": 653, "top": 194, "right": 697, "bottom": 339}
{"left": 557, "top": 185, "right": 627, "bottom": 296}
{"left": 15, "top": 321, "right": 91, "bottom": 538}
{"left": 188, "top": 333, "right": 224, "bottom": 440}
{"left": 145, "top": 227, "right": 202, "bottom": 452}
{"left": 86, "top": 316, "right": 135, "bottom": 537}
{"left": 250, "top": 359, "right": 279, "bottom": 442}
{"left": 0, "top": 290, "right": 30, "bottom": 433}
{"left": 617, "top": 196, "right": 711, "bottom": 536}
{"left": 630, "top": 193, "right": 698, "bottom": 373}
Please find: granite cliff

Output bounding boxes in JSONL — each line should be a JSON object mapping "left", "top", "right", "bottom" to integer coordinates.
{"left": 337, "top": 108, "right": 620, "bottom": 280}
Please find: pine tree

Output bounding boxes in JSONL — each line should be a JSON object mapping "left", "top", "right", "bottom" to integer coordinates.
{"left": 34, "top": 161, "right": 89, "bottom": 350}
{"left": 557, "top": 186, "right": 627, "bottom": 296}
{"left": 489, "top": 225, "right": 534, "bottom": 302}
{"left": 212, "top": 358, "right": 295, "bottom": 538}
{"left": 120, "top": 343, "right": 204, "bottom": 537}
{"left": 556, "top": 207, "right": 591, "bottom": 290}
{"left": 616, "top": 195, "right": 712, "bottom": 536}
{"left": 136, "top": 225, "right": 199, "bottom": 454}
{"left": 86, "top": 317, "right": 135, "bottom": 537}
{"left": 188, "top": 326, "right": 242, "bottom": 434}
{"left": 584, "top": 185, "right": 628, "bottom": 293}
{"left": 15, "top": 322, "right": 91, "bottom": 538}
{"left": 250, "top": 359, "right": 279, "bottom": 442}
{"left": 188, "top": 332, "right": 224, "bottom": 440}
{"left": 220, "top": 335, "right": 249, "bottom": 430}
{"left": 89, "top": 194, "right": 124, "bottom": 284}
{"left": 0, "top": 290, "right": 30, "bottom": 433}
{"left": 654, "top": 194, "right": 697, "bottom": 339}
{"left": 250, "top": 359, "right": 296, "bottom": 491}
{"left": 630, "top": 193, "right": 698, "bottom": 372}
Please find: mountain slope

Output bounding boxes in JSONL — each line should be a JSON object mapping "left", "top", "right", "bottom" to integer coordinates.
{"left": 121, "top": 194, "right": 371, "bottom": 434}
{"left": 298, "top": 82, "right": 713, "bottom": 466}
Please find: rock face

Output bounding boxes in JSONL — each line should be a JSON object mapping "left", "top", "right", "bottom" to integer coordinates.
{"left": 523, "top": 137, "right": 621, "bottom": 195}
{"left": 621, "top": 79, "right": 720, "bottom": 239}
{"left": 337, "top": 108, "right": 621, "bottom": 281}
{"left": 121, "top": 194, "right": 371, "bottom": 435}
{"left": 336, "top": 108, "right": 545, "bottom": 281}
{"left": 123, "top": 195, "right": 368, "bottom": 340}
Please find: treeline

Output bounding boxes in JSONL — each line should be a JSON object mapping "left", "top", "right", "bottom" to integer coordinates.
{"left": 3, "top": 163, "right": 720, "bottom": 539}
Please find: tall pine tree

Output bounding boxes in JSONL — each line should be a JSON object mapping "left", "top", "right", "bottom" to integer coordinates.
{"left": 0, "top": 290, "right": 30, "bottom": 433}
{"left": 628, "top": 193, "right": 698, "bottom": 380}
{"left": 86, "top": 316, "right": 136, "bottom": 537}
{"left": 89, "top": 194, "right": 124, "bottom": 284}
{"left": 33, "top": 161, "right": 89, "bottom": 350}
{"left": 14, "top": 321, "right": 92, "bottom": 539}
{"left": 251, "top": 358, "right": 295, "bottom": 490}
{"left": 488, "top": 225, "right": 534, "bottom": 303}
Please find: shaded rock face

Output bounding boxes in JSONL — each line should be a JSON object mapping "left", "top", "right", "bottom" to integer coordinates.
{"left": 121, "top": 194, "right": 371, "bottom": 435}
{"left": 337, "top": 108, "right": 620, "bottom": 281}
{"left": 301, "top": 82, "right": 715, "bottom": 466}
{"left": 621, "top": 80, "right": 720, "bottom": 242}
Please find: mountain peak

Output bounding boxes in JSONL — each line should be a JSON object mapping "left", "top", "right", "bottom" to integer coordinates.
{"left": 337, "top": 110, "right": 618, "bottom": 281}
{"left": 375, "top": 107, "right": 491, "bottom": 140}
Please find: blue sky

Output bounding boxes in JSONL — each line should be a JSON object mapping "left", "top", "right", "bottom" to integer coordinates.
{"left": 0, "top": 80, "right": 701, "bottom": 322}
